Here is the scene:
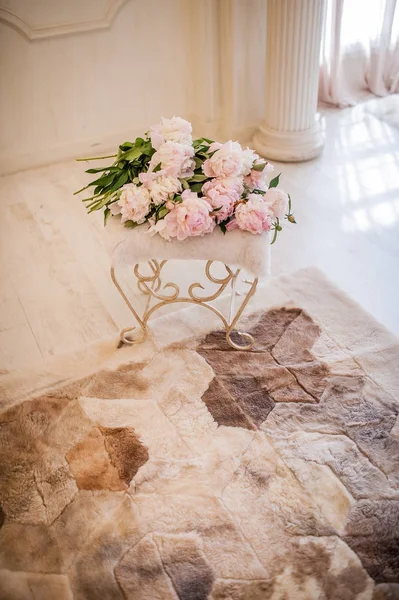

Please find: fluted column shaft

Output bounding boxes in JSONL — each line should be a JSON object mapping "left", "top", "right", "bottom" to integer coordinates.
{"left": 253, "top": 0, "right": 326, "bottom": 162}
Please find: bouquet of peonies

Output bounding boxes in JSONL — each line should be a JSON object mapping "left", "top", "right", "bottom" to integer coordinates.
{"left": 75, "top": 117, "right": 295, "bottom": 243}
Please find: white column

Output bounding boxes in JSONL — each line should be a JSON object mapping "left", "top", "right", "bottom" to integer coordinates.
{"left": 252, "top": 0, "right": 325, "bottom": 162}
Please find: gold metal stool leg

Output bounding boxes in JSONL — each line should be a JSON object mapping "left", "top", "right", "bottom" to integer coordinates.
{"left": 111, "top": 260, "right": 258, "bottom": 350}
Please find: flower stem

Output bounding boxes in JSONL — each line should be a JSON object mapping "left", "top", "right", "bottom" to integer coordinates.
{"left": 76, "top": 154, "right": 117, "bottom": 162}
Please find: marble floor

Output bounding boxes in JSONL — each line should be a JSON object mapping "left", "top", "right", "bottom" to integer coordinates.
{"left": 0, "top": 103, "right": 398, "bottom": 371}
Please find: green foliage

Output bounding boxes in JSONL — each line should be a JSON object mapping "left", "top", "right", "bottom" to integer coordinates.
{"left": 75, "top": 134, "right": 156, "bottom": 226}
{"left": 124, "top": 220, "right": 139, "bottom": 229}
{"left": 104, "top": 207, "right": 111, "bottom": 226}
{"left": 120, "top": 147, "right": 142, "bottom": 162}
{"left": 157, "top": 207, "right": 168, "bottom": 220}
{"left": 268, "top": 173, "right": 281, "bottom": 188}
{"left": 181, "top": 179, "right": 190, "bottom": 190}
{"left": 190, "top": 174, "right": 208, "bottom": 183}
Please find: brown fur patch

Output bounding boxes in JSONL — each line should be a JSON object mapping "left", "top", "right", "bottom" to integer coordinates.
{"left": 84, "top": 363, "right": 150, "bottom": 398}
{"left": 201, "top": 378, "right": 255, "bottom": 430}
{"left": 101, "top": 427, "right": 149, "bottom": 484}
{"left": 66, "top": 428, "right": 126, "bottom": 491}
{"left": 197, "top": 307, "right": 329, "bottom": 430}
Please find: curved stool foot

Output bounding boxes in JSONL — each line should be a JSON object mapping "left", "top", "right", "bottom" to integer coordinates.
{"left": 226, "top": 329, "right": 255, "bottom": 351}
{"left": 118, "top": 326, "right": 147, "bottom": 347}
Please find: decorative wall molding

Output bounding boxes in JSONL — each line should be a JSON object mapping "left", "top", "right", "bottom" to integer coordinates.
{"left": 0, "top": 0, "right": 127, "bottom": 40}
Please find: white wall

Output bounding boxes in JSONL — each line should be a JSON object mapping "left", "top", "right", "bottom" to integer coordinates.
{"left": 0, "top": 0, "right": 267, "bottom": 176}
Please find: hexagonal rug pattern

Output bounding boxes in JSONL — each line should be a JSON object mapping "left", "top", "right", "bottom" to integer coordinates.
{"left": 0, "top": 276, "right": 399, "bottom": 599}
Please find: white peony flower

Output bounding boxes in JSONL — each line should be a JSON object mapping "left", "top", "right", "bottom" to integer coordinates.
{"left": 139, "top": 171, "right": 182, "bottom": 206}
{"left": 150, "top": 116, "right": 193, "bottom": 150}
{"left": 263, "top": 188, "right": 289, "bottom": 220}
{"left": 149, "top": 141, "right": 195, "bottom": 178}
{"left": 240, "top": 147, "right": 259, "bottom": 176}
{"left": 203, "top": 141, "right": 244, "bottom": 178}
{"left": 117, "top": 183, "right": 151, "bottom": 224}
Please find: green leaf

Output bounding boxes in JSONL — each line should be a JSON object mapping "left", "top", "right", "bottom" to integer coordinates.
{"left": 121, "top": 147, "right": 142, "bottom": 162}
{"left": 219, "top": 223, "right": 227, "bottom": 234}
{"left": 153, "top": 162, "right": 162, "bottom": 173}
{"left": 270, "top": 227, "right": 279, "bottom": 244}
{"left": 181, "top": 179, "right": 190, "bottom": 190}
{"left": 76, "top": 171, "right": 119, "bottom": 195}
{"left": 85, "top": 166, "right": 118, "bottom": 174}
{"left": 157, "top": 206, "right": 168, "bottom": 220}
{"left": 252, "top": 188, "right": 266, "bottom": 195}
{"left": 193, "top": 156, "right": 203, "bottom": 169}
{"left": 94, "top": 172, "right": 118, "bottom": 188}
{"left": 190, "top": 182, "right": 203, "bottom": 193}
{"left": 104, "top": 207, "right": 111, "bottom": 226}
{"left": 174, "top": 195, "right": 182, "bottom": 203}
{"left": 268, "top": 173, "right": 281, "bottom": 188}
{"left": 252, "top": 161, "right": 266, "bottom": 172}
{"left": 135, "top": 137, "right": 144, "bottom": 146}
{"left": 141, "top": 141, "right": 154, "bottom": 156}
{"left": 190, "top": 174, "right": 208, "bottom": 183}
{"left": 124, "top": 220, "right": 139, "bottom": 229}
{"left": 106, "top": 170, "right": 129, "bottom": 194}
{"left": 119, "top": 141, "right": 133, "bottom": 151}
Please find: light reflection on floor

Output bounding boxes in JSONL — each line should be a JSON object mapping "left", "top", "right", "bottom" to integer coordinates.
{"left": 271, "top": 99, "right": 399, "bottom": 335}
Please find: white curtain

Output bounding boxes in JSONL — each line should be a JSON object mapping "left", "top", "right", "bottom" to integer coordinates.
{"left": 319, "top": 0, "right": 399, "bottom": 106}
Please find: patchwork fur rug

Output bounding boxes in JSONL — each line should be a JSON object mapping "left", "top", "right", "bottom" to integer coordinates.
{"left": 0, "top": 268, "right": 398, "bottom": 600}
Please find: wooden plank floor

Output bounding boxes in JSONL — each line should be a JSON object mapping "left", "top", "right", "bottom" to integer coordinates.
{"left": 0, "top": 104, "right": 398, "bottom": 371}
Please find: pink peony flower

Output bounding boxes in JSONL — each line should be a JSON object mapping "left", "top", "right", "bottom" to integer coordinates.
{"left": 235, "top": 194, "right": 273, "bottom": 234}
{"left": 117, "top": 183, "right": 151, "bottom": 224}
{"left": 226, "top": 218, "right": 238, "bottom": 231}
{"left": 149, "top": 190, "right": 215, "bottom": 241}
{"left": 149, "top": 141, "right": 195, "bottom": 178}
{"left": 202, "top": 176, "right": 244, "bottom": 201}
{"left": 205, "top": 190, "right": 234, "bottom": 223}
{"left": 150, "top": 116, "right": 192, "bottom": 150}
{"left": 208, "top": 141, "right": 223, "bottom": 153}
{"left": 139, "top": 170, "right": 181, "bottom": 205}
{"left": 244, "top": 159, "right": 275, "bottom": 191}
{"left": 202, "top": 141, "right": 245, "bottom": 178}
{"left": 263, "top": 188, "right": 289, "bottom": 220}
{"left": 202, "top": 176, "right": 244, "bottom": 223}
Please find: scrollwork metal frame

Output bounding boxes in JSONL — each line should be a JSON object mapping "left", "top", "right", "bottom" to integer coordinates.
{"left": 110, "top": 260, "right": 258, "bottom": 350}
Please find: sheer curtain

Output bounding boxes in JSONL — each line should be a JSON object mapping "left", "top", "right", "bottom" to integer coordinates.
{"left": 319, "top": 0, "right": 399, "bottom": 106}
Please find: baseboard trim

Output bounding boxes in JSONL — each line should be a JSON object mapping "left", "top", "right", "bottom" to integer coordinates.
{"left": 0, "top": 121, "right": 260, "bottom": 177}
{"left": 0, "top": 128, "right": 143, "bottom": 177}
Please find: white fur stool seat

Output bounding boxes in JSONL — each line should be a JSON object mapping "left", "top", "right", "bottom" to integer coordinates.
{"left": 112, "top": 224, "right": 270, "bottom": 277}
{"left": 109, "top": 223, "right": 271, "bottom": 350}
